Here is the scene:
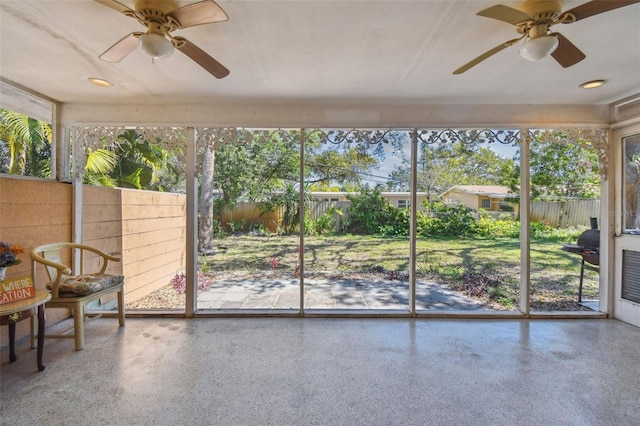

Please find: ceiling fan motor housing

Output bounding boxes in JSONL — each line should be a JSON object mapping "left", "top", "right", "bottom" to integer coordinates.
{"left": 515, "top": 0, "right": 565, "bottom": 37}
{"left": 518, "top": 0, "right": 562, "bottom": 17}
{"left": 134, "top": 0, "right": 176, "bottom": 14}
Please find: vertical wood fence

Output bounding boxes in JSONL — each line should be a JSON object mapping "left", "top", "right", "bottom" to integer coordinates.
{"left": 218, "top": 200, "right": 352, "bottom": 233}
{"left": 308, "top": 200, "right": 351, "bottom": 232}
{"left": 218, "top": 203, "right": 283, "bottom": 233}
{"left": 219, "top": 199, "right": 600, "bottom": 231}
{"left": 530, "top": 199, "right": 600, "bottom": 228}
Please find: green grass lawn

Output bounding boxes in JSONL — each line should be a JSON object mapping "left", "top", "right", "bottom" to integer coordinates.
{"left": 202, "top": 234, "right": 598, "bottom": 311}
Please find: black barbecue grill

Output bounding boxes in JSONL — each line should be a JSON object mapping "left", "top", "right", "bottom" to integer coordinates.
{"left": 561, "top": 217, "right": 600, "bottom": 302}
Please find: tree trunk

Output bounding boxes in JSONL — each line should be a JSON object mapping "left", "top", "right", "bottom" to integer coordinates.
{"left": 198, "top": 145, "right": 215, "bottom": 254}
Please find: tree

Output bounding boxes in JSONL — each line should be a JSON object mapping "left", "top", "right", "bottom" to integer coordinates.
{"left": 107, "top": 130, "right": 173, "bottom": 190}
{"left": 0, "top": 108, "right": 52, "bottom": 177}
{"left": 199, "top": 130, "right": 390, "bottom": 240}
{"left": 522, "top": 137, "right": 600, "bottom": 200}
{"left": 388, "top": 138, "right": 515, "bottom": 200}
{"left": 211, "top": 134, "right": 299, "bottom": 211}
{"left": 210, "top": 131, "right": 387, "bottom": 209}
{"left": 261, "top": 183, "right": 312, "bottom": 234}
{"left": 304, "top": 135, "right": 386, "bottom": 189}
{"left": 82, "top": 147, "right": 119, "bottom": 186}
{"left": 198, "top": 143, "right": 216, "bottom": 253}
{"left": 80, "top": 130, "right": 183, "bottom": 193}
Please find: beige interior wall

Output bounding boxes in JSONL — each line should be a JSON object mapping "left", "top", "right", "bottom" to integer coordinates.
{"left": 82, "top": 185, "right": 124, "bottom": 308}
{"left": 0, "top": 177, "right": 72, "bottom": 347}
{"left": 1, "top": 178, "right": 187, "bottom": 347}
{"left": 83, "top": 185, "right": 123, "bottom": 255}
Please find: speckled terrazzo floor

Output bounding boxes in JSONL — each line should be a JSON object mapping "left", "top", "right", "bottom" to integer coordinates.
{"left": 1, "top": 317, "right": 639, "bottom": 425}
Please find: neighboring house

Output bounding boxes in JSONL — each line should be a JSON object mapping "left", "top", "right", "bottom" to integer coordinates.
{"left": 382, "top": 192, "right": 431, "bottom": 209}
{"left": 440, "top": 185, "right": 518, "bottom": 214}
{"left": 310, "top": 192, "right": 430, "bottom": 209}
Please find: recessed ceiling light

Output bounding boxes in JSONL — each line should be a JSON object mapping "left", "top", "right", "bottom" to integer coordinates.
{"left": 579, "top": 80, "right": 606, "bottom": 89}
{"left": 88, "top": 77, "right": 113, "bottom": 87}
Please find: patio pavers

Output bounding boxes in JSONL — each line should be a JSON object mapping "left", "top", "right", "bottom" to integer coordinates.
{"left": 196, "top": 277, "right": 492, "bottom": 311}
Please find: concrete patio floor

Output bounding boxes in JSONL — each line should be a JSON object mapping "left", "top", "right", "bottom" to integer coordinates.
{"left": 2, "top": 317, "right": 638, "bottom": 425}
{"left": 197, "top": 278, "right": 491, "bottom": 310}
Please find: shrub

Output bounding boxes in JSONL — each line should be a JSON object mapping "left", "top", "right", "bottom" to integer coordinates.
{"left": 473, "top": 216, "right": 520, "bottom": 238}
{"left": 228, "top": 219, "right": 247, "bottom": 234}
{"left": 212, "top": 219, "right": 227, "bottom": 238}
{"left": 418, "top": 201, "right": 476, "bottom": 237}
{"left": 379, "top": 207, "right": 410, "bottom": 237}
{"left": 320, "top": 205, "right": 343, "bottom": 235}
{"left": 345, "top": 189, "right": 395, "bottom": 234}
{"left": 170, "top": 272, "right": 213, "bottom": 294}
{"left": 530, "top": 223, "right": 587, "bottom": 242}
{"left": 303, "top": 215, "right": 317, "bottom": 235}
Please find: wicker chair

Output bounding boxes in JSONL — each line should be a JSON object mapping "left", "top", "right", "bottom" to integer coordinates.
{"left": 30, "top": 243, "right": 125, "bottom": 351}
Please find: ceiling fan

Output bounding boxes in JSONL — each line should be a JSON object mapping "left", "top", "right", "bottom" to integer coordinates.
{"left": 453, "top": 0, "right": 640, "bottom": 74}
{"left": 95, "top": 0, "right": 230, "bottom": 78}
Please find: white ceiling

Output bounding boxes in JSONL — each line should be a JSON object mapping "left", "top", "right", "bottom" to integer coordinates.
{"left": 1, "top": 0, "right": 639, "bottom": 111}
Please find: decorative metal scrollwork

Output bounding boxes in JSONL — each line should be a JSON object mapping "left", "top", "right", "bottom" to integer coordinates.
{"left": 307, "top": 129, "right": 397, "bottom": 145}
{"left": 417, "top": 129, "right": 520, "bottom": 145}
{"left": 195, "top": 127, "right": 397, "bottom": 148}
{"left": 196, "top": 128, "right": 302, "bottom": 148}
{"left": 135, "top": 127, "right": 186, "bottom": 149}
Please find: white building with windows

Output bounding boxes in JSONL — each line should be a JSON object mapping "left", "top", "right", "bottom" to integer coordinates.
{"left": 310, "top": 192, "right": 431, "bottom": 209}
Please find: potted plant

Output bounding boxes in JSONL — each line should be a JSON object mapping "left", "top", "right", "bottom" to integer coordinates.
{"left": 0, "top": 242, "right": 24, "bottom": 282}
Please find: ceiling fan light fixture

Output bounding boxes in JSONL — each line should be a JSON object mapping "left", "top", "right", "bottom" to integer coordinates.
{"left": 519, "top": 35, "right": 559, "bottom": 61}
{"left": 138, "top": 32, "right": 174, "bottom": 59}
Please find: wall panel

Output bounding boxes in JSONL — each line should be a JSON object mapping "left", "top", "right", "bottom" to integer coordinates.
{"left": 1, "top": 178, "right": 187, "bottom": 346}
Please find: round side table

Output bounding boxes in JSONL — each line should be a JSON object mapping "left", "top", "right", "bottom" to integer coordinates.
{"left": 1, "top": 290, "right": 51, "bottom": 371}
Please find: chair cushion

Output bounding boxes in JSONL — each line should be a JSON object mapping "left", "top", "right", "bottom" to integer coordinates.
{"left": 47, "top": 273, "right": 124, "bottom": 297}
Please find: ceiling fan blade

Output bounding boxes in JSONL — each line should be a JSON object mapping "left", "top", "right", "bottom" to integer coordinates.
{"left": 93, "top": 0, "right": 134, "bottom": 15}
{"left": 99, "top": 32, "right": 143, "bottom": 63}
{"left": 476, "top": 5, "right": 533, "bottom": 25}
{"left": 549, "top": 33, "right": 586, "bottom": 68}
{"left": 453, "top": 36, "right": 524, "bottom": 74}
{"left": 561, "top": 0, "right": 640, "bottom": 22}
{"left": 174, "top": 37, "right": 230, "bottom": 79}
{"left": 167, "top": 0, "right": 229, "bottom": 29}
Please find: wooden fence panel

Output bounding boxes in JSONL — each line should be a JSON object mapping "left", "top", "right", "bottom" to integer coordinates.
{"left": 224, "top": 199, "right": 599, "bottom": 230}
{"left": 530, "top": 199, "right": 600, "bottom": 228}
{"left": 219, "top": 203, "right": 283, "bottom": 233}
{"left": 218, "top": 201, "right": 352, "bottom": 233}
{"left": 308, "top": 200, "right": 351, "bottom": 232}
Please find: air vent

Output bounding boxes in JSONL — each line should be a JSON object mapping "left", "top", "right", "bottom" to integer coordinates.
{"left": 622, "top": 250, "right": 640, "bottom": 304}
